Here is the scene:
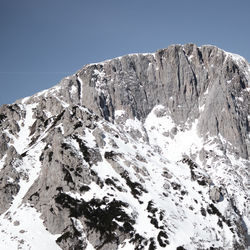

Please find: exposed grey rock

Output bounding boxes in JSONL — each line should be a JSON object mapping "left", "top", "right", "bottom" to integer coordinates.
{"left": 0, "top": 163, "right": 20, "bottom": 214}
{"left": 56, "top": 224, "right": 87, "bottom": 250}
{"left": 0, "top": 104, "right": 22, "bottom": 137}
{"left": 209, "top": 186, "right": 223, "bottom": 202}
{"left": 0, "top": 133, "right": 8, "bottom": 159}
{"left": 162, "top": 169, "right": 173, "bottom": 179}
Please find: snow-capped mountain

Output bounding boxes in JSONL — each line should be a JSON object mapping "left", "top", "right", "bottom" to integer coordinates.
{"left": 0, "top": 44, "right": 249, "bottom": 249}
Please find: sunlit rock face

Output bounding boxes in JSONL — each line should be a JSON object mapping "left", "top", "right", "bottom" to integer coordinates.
{"left": 0, "top": 44, "right": 249, "bottom": 250}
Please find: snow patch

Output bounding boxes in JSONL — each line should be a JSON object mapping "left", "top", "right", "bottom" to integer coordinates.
{"left": 145, "top": 105, "right": 203, "bottom": 162}
{"left": 93, "top": 69, "right": 105, "bottom": 78}
{"left": 14, "top": 103, "right": 37, "bottom": 154}
{"left": 115, "top": 110, "right": 126, "bottom": 118}
{"left": 0, "top": 155, "right": 7, "bottom": 171}
{"left": 0, "top": 205, "right": 60, "bottom": 250}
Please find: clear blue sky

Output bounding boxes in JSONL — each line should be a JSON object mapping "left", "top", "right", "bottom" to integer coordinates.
{"left": 1, "top": 0, "right": 250, "bottom": 105}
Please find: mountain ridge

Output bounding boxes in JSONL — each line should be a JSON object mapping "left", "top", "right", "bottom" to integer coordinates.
{"left": 0, "top": 43, "right": 249, "bottom": 249}
{"left": 18, "top": 43, "right": 250, "bottom": 158}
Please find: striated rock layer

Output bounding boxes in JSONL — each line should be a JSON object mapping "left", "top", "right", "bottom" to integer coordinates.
{"left": 0, "top": 44, "right": 249, "bottom": 249}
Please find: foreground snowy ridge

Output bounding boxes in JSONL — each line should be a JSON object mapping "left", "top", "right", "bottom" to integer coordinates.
{"left": 0, "top": 44, "right": 249, "bottom": 249}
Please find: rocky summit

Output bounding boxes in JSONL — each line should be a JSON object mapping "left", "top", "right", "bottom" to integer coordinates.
{"left": 0, "top": 44, "right": 249, "bottom": 250}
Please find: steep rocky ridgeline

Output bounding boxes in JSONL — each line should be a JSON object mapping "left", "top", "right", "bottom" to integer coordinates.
{"left": 0, "top": 44, "right": 249, "bottom": 249}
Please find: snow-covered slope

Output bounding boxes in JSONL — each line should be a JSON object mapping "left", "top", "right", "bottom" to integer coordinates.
{"left": 0, "top": 44, "right": 249, "bottom": 249}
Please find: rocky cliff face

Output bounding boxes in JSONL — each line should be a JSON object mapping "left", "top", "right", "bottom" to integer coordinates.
{"left": 0, "top": 44, "right": 249, "bottom": 249}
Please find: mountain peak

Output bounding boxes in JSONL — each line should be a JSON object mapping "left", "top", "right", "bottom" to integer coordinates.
{"left": 0, "top": 44, "right": 249, "bottom": 249}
